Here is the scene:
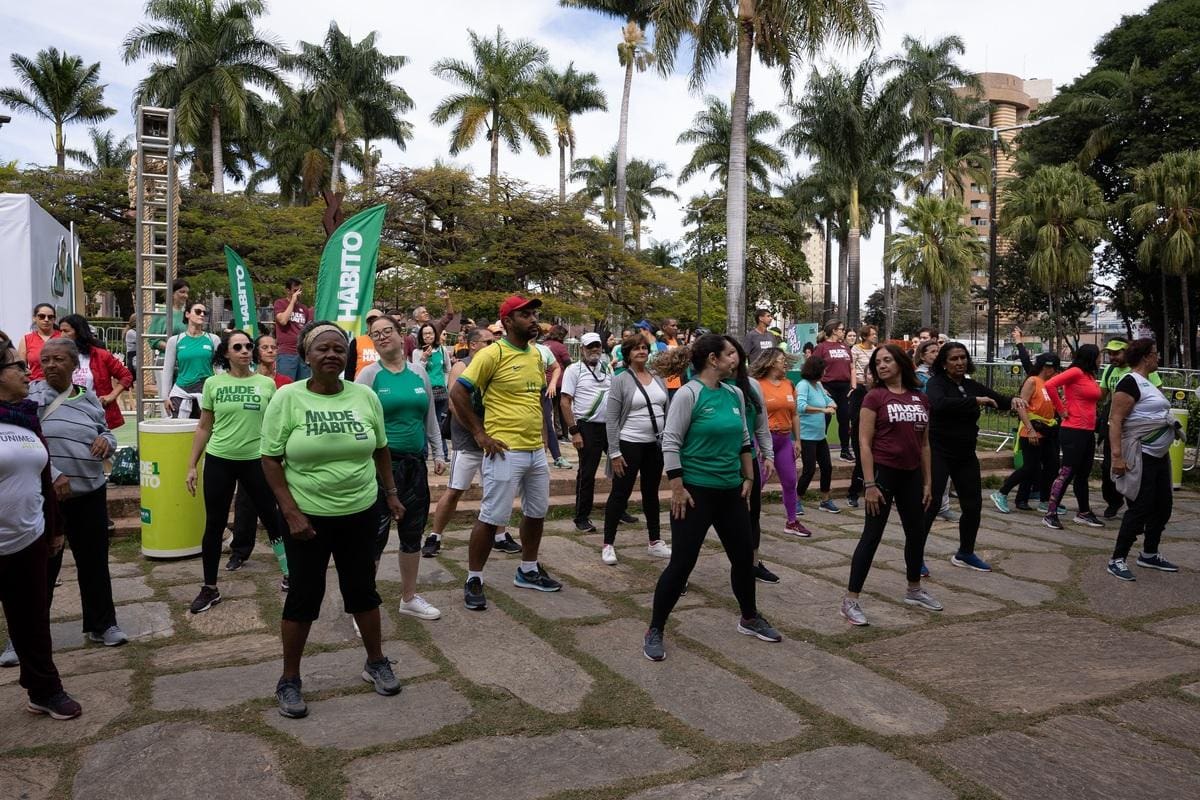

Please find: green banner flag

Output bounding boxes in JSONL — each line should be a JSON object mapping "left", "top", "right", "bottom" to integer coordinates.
{"left": 314, "top": 204, "right": 387, "bottom": 336}
{"left": 223, "top": 246, "right": 258, "bottom": 336}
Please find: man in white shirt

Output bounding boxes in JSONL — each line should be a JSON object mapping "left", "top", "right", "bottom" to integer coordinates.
{"left": 560, "top": 332, "right": 612, "bottom": 532}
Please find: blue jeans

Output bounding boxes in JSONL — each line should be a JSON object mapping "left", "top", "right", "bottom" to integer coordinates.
{"left": 276, "top": 353, "right": 310, "bottom": 381}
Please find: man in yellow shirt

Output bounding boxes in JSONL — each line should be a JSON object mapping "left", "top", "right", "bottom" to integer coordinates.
{"left": 451, "top": 295, "right": 563, "bottom": 610}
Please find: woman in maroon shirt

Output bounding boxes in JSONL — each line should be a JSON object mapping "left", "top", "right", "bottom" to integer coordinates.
{"left": 813, "top": 320, "right": 855, "bottom": 461}
{"left": 841, "top": 344, "right": 940, "bottom": 627}
{"left": 1041, "top": 344, "right": 1103, "bottom": 530}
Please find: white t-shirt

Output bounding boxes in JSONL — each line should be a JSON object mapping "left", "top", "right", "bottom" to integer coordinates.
{"left": 561, "top": 361, "right": 612, "bottom": 422}
{"left": 621, "top": 378, "right": 668, "bottom": 443}
{"left": 72, "top": 352, "right": 95, "bottom": 391}
{"left": 0, "top": 422, "right": 48, "bottom": 555}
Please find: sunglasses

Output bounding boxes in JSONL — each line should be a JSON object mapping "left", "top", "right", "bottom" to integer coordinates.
{"left": 36, "top": 313, "right": 56, "bottom": 321}
{"left": 1, "top": 360, "right": 29, "bottom": 373}
{"left": 190, "top": 308, "right": 207, "bottom": 316}
{"left": 229, "top": 342, "right": 252, "bottom": 352}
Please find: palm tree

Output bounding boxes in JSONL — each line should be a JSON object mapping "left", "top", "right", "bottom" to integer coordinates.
{"left": 66, "top": 127, "right": 133, "bottom": 172}
{"left": 0, "top": 48, "right": 115, "bottom": 169}
{"left": 1000, "top": 164, "right": 1107, "bottom": 351}
{"left": 560, "top": 1, "right": 657, "bottom": 247}
{"left": 886, "top": 196, "right": 985, "bottom": 331}
{"left": 643, "top": 238, "right": 680, "bottom": 267}
{"left": 282, "top": 22, "right": 411, "bottom": 193}
{"left": 538, "top": 63, "right": 607, "bottom": 201}
{"left": 571, "top": 149, "right": 619, "bottom": 231}
{"left": 430, "top": 27, "right": 552, "bottom": 194}
{"left": 123, "top": 0, "right": 289, "bottom": 193}
{"left": 625, "top": 158, "right": 679, "bottom": 250}
{"left": 677, "top": 95, "right": 785, "bottom": 191}
{"left": 1129, "top": 150, "right": 1200, "bottom": 368}
{"left": 653, "top": 0, "right": 879, "bottom": 336}
{"left": 784, "top": 165, "right": 845, "bottom": 322}
{"left": 247, "top": 90, "right": 351, "bottom": 205}
{"left": 1071, "top": 59, "right": 1139, "bottom": 169}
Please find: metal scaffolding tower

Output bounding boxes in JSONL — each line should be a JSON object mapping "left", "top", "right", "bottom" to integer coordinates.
{"left": 133, "top": 107, "right": 177, "bottom": 422}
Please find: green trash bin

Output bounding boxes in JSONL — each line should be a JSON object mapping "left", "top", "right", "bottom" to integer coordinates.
{"left": 139, "top": 419, "right": 205, "bottom": 557}
{"left": 1170, "top": 407, "right": 1189, "bottom": 490}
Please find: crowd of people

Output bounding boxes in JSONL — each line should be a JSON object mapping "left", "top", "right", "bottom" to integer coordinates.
{"left": 0, "top": 294, "right": 1187, "bottom": 720}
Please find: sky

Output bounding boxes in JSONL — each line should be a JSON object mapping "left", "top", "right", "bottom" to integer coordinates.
{"left": 0, "top": 0, "right": 1156, "bottom": 304}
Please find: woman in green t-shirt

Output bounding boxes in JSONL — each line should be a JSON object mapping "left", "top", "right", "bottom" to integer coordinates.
{"left": 185, "top": 331, "right": 287, "bottom": 614}
{"left": 260, "top": 321, "right": 404, "bottom": 720}
{"left": 642, "top": 334, "right": 782, "bottom": 663}
{"left": 411, "top": 322, "right": 450, "bottom": 460}
{"left": 161, "top": 303, "right": 219, "bottom": 418}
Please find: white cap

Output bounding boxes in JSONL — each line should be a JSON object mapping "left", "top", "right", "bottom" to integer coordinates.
{"left": 580, "top": 332, "right": 602, "bottom": 347}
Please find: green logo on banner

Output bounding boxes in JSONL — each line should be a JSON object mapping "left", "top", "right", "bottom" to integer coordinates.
{"left": 315, "top": 204, "right": 387, "bottom": 336}
{"left": 223, "top": 246, "right": 258, "bottom": 336}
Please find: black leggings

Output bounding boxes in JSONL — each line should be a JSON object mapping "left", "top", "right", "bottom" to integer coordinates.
{"left": 201, "top": 454, "right": 285, "bottom": 586}
{"left": 1000, "top": 427, "right": 1060, "bottom": 505}
{"left": 46, "top": 485, "right": 116, "bottom": 635}
{"left": 749, "top": 456, "right": 762, "bottom": 552}
{"left": 1112, "top": 453, "right": 1172, "bottom": 560}
{"left": 924, "top": 447, "right": 983, "bottom": 556}
{"left": 848, "top": 386, "right": 867, "bottom": 497}
{"left": 374, "top": 452, "right": 430, "bottom": 560}
{"left": 1048, "top": 427, "right": 1095, "bottom": 514}
{"left": 823, "top": 380, "right": 852, "bottom": 451}
{"left": 848, "top": 464, "right": 928, "bottom": 591}
{"left": 650, "top": 484, "right": 756, "bottom": 630}
{"left": 797, "top": 438, "right": 832, "bottom": 495}
{"left": 603, "top": 440, "right": 663, "bottom": 544}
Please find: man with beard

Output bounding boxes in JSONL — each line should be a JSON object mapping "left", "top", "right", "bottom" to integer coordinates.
{"left": 560, "top": 332, "right": 613, "bottom": 532}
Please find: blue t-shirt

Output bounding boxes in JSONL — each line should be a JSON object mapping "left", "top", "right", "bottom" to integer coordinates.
{"left": 795, "top": 380, "right": 833, "bottom": 441}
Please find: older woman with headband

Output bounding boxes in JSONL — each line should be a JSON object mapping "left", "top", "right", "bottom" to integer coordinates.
{"left": 261, "top": 321, "right": 404, "bottom": 719}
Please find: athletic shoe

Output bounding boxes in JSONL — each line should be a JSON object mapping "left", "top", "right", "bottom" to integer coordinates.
{"left": 280, "top": 575, "right": 289, "bottom": 592}
{"left": 920, "top": 562, "right": 930, "bottom": 578}
{"left": 1136, "top": 553, "right": 1179, "bottom": 572}
{"left": 86, "top": 626, "right": 128, "bottom": 647}
{"left": 753, "top": 562, "right": 780, "bottom": 584}
{"left": 990, "top": 491, "right": 1011, "bottom": 514}
{"left": 1103, "top": 504, "right": 1123, "bottom": 520}
{"left": 620, "top": 512, "right": 638, "bottom": 524}
{"left": 275, "top": 677, "right": 307, "bottom": 718}
{"left": 0, "top": 641, "right": 17, "bottom": 667}
{"left": 398, "top": 595, "right": 441, "bottom": 620}
{"left": 840, "top": 597, "right": 868, "bottom": 626}
{"left": 514, "top": 566, "right": 563, "bottom": 592}
{"left": 1041, "top": 513, "right": 1064, "bottom": 530}
{"left": 1015, "top": 502, "right": 1034, "bottom": 511}
{"left": 643, "top": 627, "right": 666, "bottom": 661}
{"left": 493, "top": 533, "right": 522, "bottom": 554}
{"left": 647, "top": 540, "right": 672, "bottom": 558}
{"left": 796, "top": 501, "right": 805, "bottom": 516}
{"left": 464, "top": 577, "right": 487, "bottom": 610}
{"left": 1037, "top": 502, "right": 1068, "bottom": 515}
{"left": 26, "top": 690, "right": 82, "bottom": 720}
{"left": 737, "top": 615, "right": 783, "bottom": 642}
{"left": 421, "top": 535, "right": 441, "bottom": 558}
{"left": 839, "top": 451, "right": 855, "bottom": 463}
{"left": 1107, "top": 559, "right": 1136, "bottom": 581}
{"left": 188, "top": 585, "right": 221, "bottom": 615}
{"left": 362, "top": 657, "right": 402, "bottom": 696}
{"left": 951, "top": 552, "right": 992, "bottom": 572}
{"left": 784, "top": 519, "right": 812, "bottom": 538}
{"left": 574, "top": 519, "right": 597, "bottom": 533}
{"left": 936, "top": 507, "right": 961, "bottom": 523}
{"left": 904, "top": 587, "right": 944, "bottom": 611}
{"left": 601, "top": 544, "right": 618, "bottom": 565}
{"left": 846, "top": 496, "right": 860, "bottom": 509}
{"left": 221, "top": 531, "right": 233, "bottom": 553}
{"left": 818, "top": 499, "right": 841, "bottom": 514}
{"left": 553, "top": 456, "right": 574, "bottom": 469}
{"left": 1073, "top": 511, "right": 1105, "bottom": 528}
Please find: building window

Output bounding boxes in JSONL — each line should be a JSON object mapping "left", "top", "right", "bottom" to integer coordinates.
{"left": 970, "top": 200, "right": 989, "bottom": 210}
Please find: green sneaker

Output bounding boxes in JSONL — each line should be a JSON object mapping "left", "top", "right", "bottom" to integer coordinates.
{"left": 989, "top": 491, "right": 1010, "bottom": 514}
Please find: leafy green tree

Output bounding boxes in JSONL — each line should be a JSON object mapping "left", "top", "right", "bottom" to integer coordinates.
{"left": 430, "top": 27, "right": 552, "bottom": 192}
{"left": 625, "top": 159, "right": 678, "bottom": 251}
{"left": 0, "top": 48, "right": 115, "bottom": 169}
{"left": 676, "top": 95, "right": 785, "bottom": 191}
{"left": 538, "top": 63, "right": 607, "bottom": 201}
{"left": 653, "top": 0, "right": 878, "bottom": 336}
{"left": 122, "top": 0, "right": 289, "bottom": 193}
{"left": 66, "top": 128, "right": 133, "bottom": 173}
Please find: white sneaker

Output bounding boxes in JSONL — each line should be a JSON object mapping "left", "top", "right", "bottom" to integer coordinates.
{"left": 221, "top": 531, "right": 233, "bottom": 553}
{"left": 601, "top": 544, "right": 618, "bottom": 565}
{"left": 647, "top": 540, "right": 672, "bottom": 558}
{"left": 398, "top": 595, "right": 442, "bottom": 620}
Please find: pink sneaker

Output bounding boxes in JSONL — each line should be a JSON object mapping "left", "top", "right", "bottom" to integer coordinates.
{"left": 784, "top": 520, "right": 812, "bottom": 538}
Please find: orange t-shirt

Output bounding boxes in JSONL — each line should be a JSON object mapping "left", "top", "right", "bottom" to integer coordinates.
{"left": 354, "top": 334, "right": 379, "bottom": 376}
{"left": 757, "top": 377, "right": 797, "bottom": 432}
{"left": 1019, "top": 374, "right": 1057, "bottom": 438}
{"left": 663, "top": 338, "right": 682, "bottom": 390}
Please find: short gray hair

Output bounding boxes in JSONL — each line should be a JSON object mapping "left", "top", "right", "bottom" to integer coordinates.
{"left": 42, "top": 337, "right": 80, "bottom": 367}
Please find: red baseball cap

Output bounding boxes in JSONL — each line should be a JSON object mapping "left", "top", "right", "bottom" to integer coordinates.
{"left": 498, "top": 295, "right": 542, "bottom": 319}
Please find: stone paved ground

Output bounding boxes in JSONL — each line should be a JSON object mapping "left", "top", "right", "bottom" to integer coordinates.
{"left": 2, "top": 484, "right": 1200, "bottom": 799}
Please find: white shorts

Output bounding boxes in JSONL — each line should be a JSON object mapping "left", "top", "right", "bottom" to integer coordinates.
{"left": 448, "top": 449, "right": 485, "bottom": 491}
{"left": 478, "top": 450, "right": 550, "bottom": 526}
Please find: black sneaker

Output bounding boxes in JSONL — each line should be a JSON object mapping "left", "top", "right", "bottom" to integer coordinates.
{"left": 26, "top": 690, "right": 82, "bottom": 720}
{"left": 737, "top": 615, "right": 783, "bottom": 642}
{"left": 275, "top": 677, "right": 307, "bottom": 718}
{"left": 514, "top": 566, "right": 563, "bottom": 592}
{"left": 188, "top": 585, "right": 221, "bottom": 614}
{"left": 643, "top": 627, "right": 666, "bottom": 661}
{"left": 225, "top": 554, "right": 246, "bottom": 572}
{"left": 1073, "top": 511, "right": 1105, "bottom": 528}
{"left": 839, "top": 450, "right": 855, "bottom": 463}
{"left": 1041, "top": 513, "right": 1064, "bottom": 531}
{"left": 1102, "top": 504, "right": 1122, "bottom": 520}
{"left": 493, "top": 533, "right": 522, "bottom": 554}
{"left": 362, "top": 657, "right": 402, "bottom": 696}
{"left": 280, "top": 575, "right": 289, "bottom": 592}
{"left": 620, "top": 512, "right": 638, "bottom": 524}
{"left": 753, "top": 561, "right": 780, "bottom": 584}
{"left": 421, "top": 534, "right": 441, "bottom": 558}
{"left": 573, "top": 519, "right": 597, "bottom": 533}
{"left": 1015, "top": 502, "right": 1034, "bottom": 511}
{"left": 464, "top": 577, "right": 487, "bottom": 610}
{"left": 1136, "top": 553, "right": 1179, "bottom": 572}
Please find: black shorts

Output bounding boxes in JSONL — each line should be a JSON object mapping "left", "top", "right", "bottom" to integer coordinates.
{"left": 281, "top": 506, "right": 381, "bottom": 623}
{"left": 373, "top": 452, "right": 430, "bottom": 559}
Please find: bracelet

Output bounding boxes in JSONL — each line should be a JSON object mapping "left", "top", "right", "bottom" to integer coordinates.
{"left": 385, "top": 488, "right": 399, "bottom": 496}
{"left": 863, "top": 482, "right": 876, "bottom": 488}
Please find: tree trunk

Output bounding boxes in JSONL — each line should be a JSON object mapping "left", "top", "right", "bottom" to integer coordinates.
{"left": 489, "top": 107, "right": 501, "bottom": 201}
{"left": 632, "top": 215, "right": 642, "bottom": 252}
{"left": 1161, "top": 270, "right": 1172, "bottom": 366}
{"left": 846, "top": 181, "right": 861, "bottom": 329}
{"left": 55, "top": 122, "right": 65, "bottom": 170}
{"left": 921, "top": 286, "right": 932, "bottom": 327}
{"left": 941, "top": 289, "right": 952, "bottom": 336}
{"left": 725, "top": 4, "right": 754, "bottom": 338}
{"left": 837, "top": 232, "right": 849, "bottom": 319}
{"left": 210, "top": 108, "right": 224, "bottom": 194}
{"left": 558, "top": 141, "right": 566, "bottom": 203}
{"left": 882, "top": 208, "right": 893, "bottom": 339}
{"left": 823, "top": 216, "right": 833, "bottom": 323}
{"left": 1182, "top": 273, "right": 1193, "bottom": 369}
{"left": 923, "top": 127, "right": 932, "bottom": 194}
{"left": 330, "top": 105, "right": 347, "bottom": 194}
{"left": 615, "top": 54, "right": 634, "bottom": 247}
{"left": 362, "top": 137, "right": 373, "bottom": 200}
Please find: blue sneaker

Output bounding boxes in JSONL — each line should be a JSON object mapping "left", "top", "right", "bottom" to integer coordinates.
{"left": 1107, "top": 559, "right": 1135, "bottom": 581}
{"left": 920, "top": 562, "right": 930, "bottom": 578}
{"left": 796, "top": 501, "right": 805, "bottom": 516}
{"left": 990, "top": 491, "right": 1010, "bottom": 514}
{"left": 819, "top": 499, "right": 841, "bottom": 514}
{"left": 950, "top": 552, "right": 992, "bottom": 572}
{"left": 1136, "top": 553, "right": 1179, "bottom": 572}
{"left": 514, "top": 566, "right": 563, "bottom": 592}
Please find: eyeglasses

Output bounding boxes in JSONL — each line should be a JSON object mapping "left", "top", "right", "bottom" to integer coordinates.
{"left": 369, "top": 326, "right": 396, "bottom": 341}
{"left": 191, "top": 308, "right": 207, "bottom": 316}
{"left": 229, "top": 343, "right": 252, "bottom": 352}
{"left": 36, "top": 313, "right": 55, "bottom": 321}
{"left": 1, "top": 360, "right": 29, "bottom": 373}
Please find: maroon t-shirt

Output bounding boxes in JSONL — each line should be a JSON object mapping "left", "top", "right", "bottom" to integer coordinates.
{"left": 814, "top": 341, "right": 852, "bottom": 383}
{"left": 272, "top": 298, "right": 311, "bottom": 355}
{"left": 862, "top": 387, "right": 929, "bottom": 471}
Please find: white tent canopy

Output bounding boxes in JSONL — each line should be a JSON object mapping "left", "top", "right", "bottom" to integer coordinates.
{"left": 0, "top": 193, "right": 82, "bottom": 336}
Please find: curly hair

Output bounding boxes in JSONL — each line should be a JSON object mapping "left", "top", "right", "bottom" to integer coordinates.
{"left": 748, "top": 347, "right": 796, "bottom": 379}
{"left": 800, "top": 355, "right": 825, "bottom": 382}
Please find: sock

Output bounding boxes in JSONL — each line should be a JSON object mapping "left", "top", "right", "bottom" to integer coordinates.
{"left": 270, "top": 539, "right": 289, "bottom": 578}
{"left": 467, "top": 570, "right": 483, "bottom": 582}
{"left": 494, "top": 531, "right": 507, "bottom": 543}
{"left": 520, "top": 560, "right": 539, "bottom": 573}
{"left": 428, "top": 532, "right": 441, "bottom": 541}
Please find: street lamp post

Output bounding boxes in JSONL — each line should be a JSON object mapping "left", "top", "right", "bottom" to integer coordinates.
{"left": 933, "top": 115, "right": 1058, "bottom": 367}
